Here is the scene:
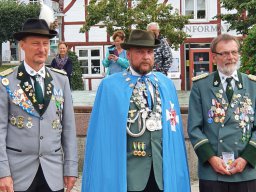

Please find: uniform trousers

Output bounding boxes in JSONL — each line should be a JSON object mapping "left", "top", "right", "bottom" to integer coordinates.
{"left": 199, "top": 179, "right": 256, "bottom": 192}
{"left": 128, "top": 165, "right": 163, "bottom": 192}
{"left": 16, "top": 165, "right": 64, "bottom": 192}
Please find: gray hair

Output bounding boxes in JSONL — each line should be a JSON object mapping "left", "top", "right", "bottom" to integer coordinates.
{"left": 147, "top": 22, "right": 160, "bottom": 30}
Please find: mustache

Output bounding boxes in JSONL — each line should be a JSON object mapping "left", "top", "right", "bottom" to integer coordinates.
{"left": 141, "top": 61, "right": 152, "bottom": 65}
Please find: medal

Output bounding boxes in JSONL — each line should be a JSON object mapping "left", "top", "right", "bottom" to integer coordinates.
{"left": 133, "top": 142, "right": 138, "bottom": 156}
{"left": 156, "top": 120, "right": 162, "bottom": 130}
{"left": 214, "top": 117, "right": 220, "bottom": 123}
{"left": 26, "top": 117, "right": 33, "bottom": 128}
{"left": 1, "top": 78, "right": 9, "bottom": 86}
{"left": 141, "top": 111, "right": 148, "bottom": 119}
{"left": 137, "top": 142, "right": 142, "bottom": 156}
{"left": 208, "top": 118, "right": 213, "bottom": 124}
{"left": 141, "top": 142, "right": 146, "bottom": 157}
{"left": 52, "top": 120, "right": 58, "bottom": 129}
{"left": 216, "top": 108, "right": 221, "bottom": 114}
{"left": 10, "top": 116, "right": 16, "bottom": 125}
{"left": 219, "top": 117, "right": 225, "bottom": 123}
{"left": 17, "top": 116, "right": 24, "bottom": 128}
{"left": 146, "top": 118, "right": 157, "bottom": 131}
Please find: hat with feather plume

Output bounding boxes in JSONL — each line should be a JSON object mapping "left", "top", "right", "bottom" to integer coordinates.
{"left": 13, "top": 1, "right": 57, "bottom": 41}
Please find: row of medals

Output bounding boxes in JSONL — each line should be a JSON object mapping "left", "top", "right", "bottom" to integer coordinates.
{"left": 10, "top": 115, "right": 60, "bottom": 130}
{"left": 208, "top": 90, "right": 254, "bottom": 142}
{"left": 2, "top": 78, "right": 35, "bottom": 115}
{"left": 10, "top": 115, "right": 33, "bottom": 129}
{"left": 3, "top": 78, "right": 35, "bottom": 129}
{"left": 2, "top": 77, "right": 62, "bottom": 130}
{"left": 132, "top": 141, "right": 146, "bottom": 156}
{"left": 131, "top": 77, "right": 162, "bottom": 132}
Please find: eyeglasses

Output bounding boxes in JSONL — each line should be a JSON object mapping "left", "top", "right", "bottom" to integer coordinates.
{"left": 213, "top": 50, "right": 239, "bottom": 57}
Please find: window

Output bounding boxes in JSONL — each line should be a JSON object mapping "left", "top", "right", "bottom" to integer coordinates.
{"left": 185, "top": 0, "right": 206, "bottom": 20}
{"left": 10, "top": 42, "right": 18, "bottom": 61}
{"left": 76, "top": 47, "right": 104, "bottom": 76}
{"left": 29, "top": 0, "right": 38, "bottom": 4}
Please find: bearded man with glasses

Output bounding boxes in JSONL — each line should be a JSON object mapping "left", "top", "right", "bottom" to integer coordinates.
{"left": 188, "top": 34, "right": 256, "bottom": 192}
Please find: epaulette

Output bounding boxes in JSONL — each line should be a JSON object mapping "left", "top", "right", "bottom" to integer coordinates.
{"left": 0, "top": 68, "right": 14, "bottom": 77}
{"left": 192, "top": 73, "right": 209, "bottom": 82}
{"left": 248, "top": 74, "right": 256, "bottom": 82}
{"left": 50, "top": 68, "right": 67, "bottom": 75}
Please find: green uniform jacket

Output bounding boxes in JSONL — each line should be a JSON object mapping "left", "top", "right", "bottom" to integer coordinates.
{"left": 127, "top": 93, "right": 163, "bottom": 191}
{"left": 188, "top": 71, "right": 256, "bottom": 182}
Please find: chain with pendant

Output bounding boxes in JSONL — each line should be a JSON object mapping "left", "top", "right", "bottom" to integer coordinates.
{"left": 126, "top": 75, "right": 162, "bottom": 137}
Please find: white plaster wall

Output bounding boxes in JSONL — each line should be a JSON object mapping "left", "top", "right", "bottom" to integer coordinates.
{"left": 64, "top": 0, "right": 72, "bottom": 9}
{"left": 208, "top": 0, "right": 218, "bottom": 21}
{"left": 64, "top": 0, "right": 85, "bottom": 22}
{"left": 221, "top": 7, "right": 238, "bottom": 36}
{"left": 64, "top": 25, "right": 86, "bottom": 42}
{"left": 88, "top": 27, "right": 108, "bottom": 42}
{"left": 167, "top": 0, "right": 180, "bottom": 11}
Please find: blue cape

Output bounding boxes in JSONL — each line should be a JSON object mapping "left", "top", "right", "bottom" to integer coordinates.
{"left": 81, "top": 72, "right": 190, "bottom": 192}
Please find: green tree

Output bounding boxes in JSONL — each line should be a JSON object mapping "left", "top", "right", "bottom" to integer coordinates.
{"left": 80, "top": 0, "right": 190, "bottom": 49}
{"left": 0, "top": 0, "right": 40, "bottom": 65}
{"left": 219, "top": 0, "right": 256, "bottom": 35}
{"left": 240, "top": 25, "right": 256, "bottom": 75}
{"left": 219, "top": 0, "right": 256, "bottom": 75}
{"left": 68, "top": 51, "right": 83, "bottom": 90}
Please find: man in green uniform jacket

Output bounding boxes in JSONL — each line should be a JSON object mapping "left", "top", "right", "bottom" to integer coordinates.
{"left": 188, "top": 34, "right": 256, "bottom": 192}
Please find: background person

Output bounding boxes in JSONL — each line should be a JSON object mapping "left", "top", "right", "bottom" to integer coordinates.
{"left": 102, "top": 30, "right": 129, "bottom": 75}
{"left": 0, "top": 18, "right": 78, "bottom": 192}
{"left": 82, "top": 29, "right": 190, "bottom": 192}
{"left": 51, "top": 41, "right": 72, "bottom": 86}
{"left": 188, "top": 34, "right": 256, "bottom": 192}
{"left": 147, "top": 22, "right": 172, "bottom": 76}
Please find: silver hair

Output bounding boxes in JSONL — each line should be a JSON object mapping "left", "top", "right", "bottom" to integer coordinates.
{"left": 147, "top": 22, "right": 160, "bottom": 30}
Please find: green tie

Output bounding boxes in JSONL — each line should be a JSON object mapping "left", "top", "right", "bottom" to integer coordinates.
{"left": 226, "top": 77, "right": 233, "bottom": 103}
{"left": 31, "top": 75, "right": 44, "bottom": 105}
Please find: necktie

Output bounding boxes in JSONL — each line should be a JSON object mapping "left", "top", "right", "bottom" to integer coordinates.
{"left": 226, "top": 77, "right": 233, "bottom": 103}
{"left": 31, "top": 75, "right": 44, "bottom": 105}
{"left": 140, "top": 76, "right": 153, "bottom": 109}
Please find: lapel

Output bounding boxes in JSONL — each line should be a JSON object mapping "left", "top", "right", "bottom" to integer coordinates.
{"left": 224, "top": 71, "right": 245, "bottom": 124}
{"left": 40, "top": 68, "right": 54, "bottom": 115}
{"left": 17, "top": 63, "right": 40, "bottom": 114}
{"left": 210, "top": 71, "right": 228, "bottom": 106}
{"left": 17, "top": 64, "right": 54, "bottom": 116}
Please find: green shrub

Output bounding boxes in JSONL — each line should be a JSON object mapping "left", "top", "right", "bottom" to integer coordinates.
{"left": 240, "top": 25, "right": 256, "bottom": 75}
{"left": 68, "top": 51, "right": 83, "bottom": 90}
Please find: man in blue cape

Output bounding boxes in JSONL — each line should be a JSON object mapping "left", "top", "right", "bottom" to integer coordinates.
{"left": 82, "top": 29, "right": 190, "bottom": 192}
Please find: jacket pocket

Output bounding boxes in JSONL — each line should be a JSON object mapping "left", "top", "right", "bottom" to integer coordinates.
{"left": 55, "top": 147, "right": 61, "bottom": 152}
{"left": 6, "top": 146, "right": 22, "bottom": 152}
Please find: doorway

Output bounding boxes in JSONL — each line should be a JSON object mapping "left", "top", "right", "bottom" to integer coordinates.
{"left": 189, "top": 49, "right": 213, "bottom": 87}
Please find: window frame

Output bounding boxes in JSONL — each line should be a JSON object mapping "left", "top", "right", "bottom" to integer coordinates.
{"left": 75, "top": 46, "right": 104, "bottom": 77}
{"left": 183, "top": 0, "right": 208, "bottom": 22}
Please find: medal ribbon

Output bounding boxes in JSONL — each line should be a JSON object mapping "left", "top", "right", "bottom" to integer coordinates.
{"left": 139, "top": 76, "right": 153, "bottom": 109}
{"left": 31, "top": 75, "right": 44, "bottom": 105}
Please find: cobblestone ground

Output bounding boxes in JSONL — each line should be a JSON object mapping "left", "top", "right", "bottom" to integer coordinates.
{"left": 68, "top": 174, "right": 199, "bottom": 192}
